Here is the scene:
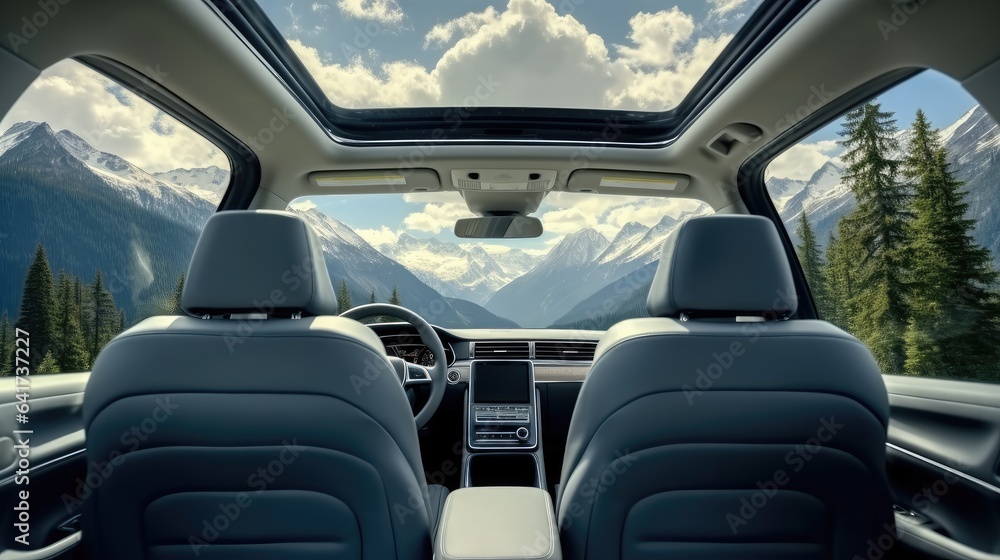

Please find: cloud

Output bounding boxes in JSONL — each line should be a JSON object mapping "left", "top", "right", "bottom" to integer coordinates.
{"left": 708, "top": 0, "right": 748, "bottom": 17}
{"left": 616, "top": 9, "right": 694, "bottom": 67}
{"left": 336, "top": 0, "right": 405, "bottom": 25}
{"left": 294, "top": 0, "right": 746, "bottom": 111}
{"left": 288, "top": 199, "right": 319, "bottom": 211}
{"left": 538, "top": 192, "right": 709, "bottom": 239}
{"left": 424, "top": 7, "right": 500, "bottom": 49}
{"left": 356, "top": 225, "right": 401, "bottom": 245}
{"left": 403, "top": 202, "right": 474, "bottom": 233}
{"left": 0, "top": 60, "right": 228, "bottom": 173}
{"left": 767, "top": 140, "right": 843, "bottom": 181}
{"left": 289, "top": 41, "right": 439, "bottom": 108}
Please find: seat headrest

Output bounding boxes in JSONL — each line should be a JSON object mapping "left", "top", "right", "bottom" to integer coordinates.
{"left": 646, "top": 215, "right": 798, "bottom": 319}
{"left": 181, "top": 210, "right": 340, "bottom": 317}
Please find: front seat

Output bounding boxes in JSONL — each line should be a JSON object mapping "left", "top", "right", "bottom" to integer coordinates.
{"left": 556, "top": 215, "right": 893, "bottom": 559}
{"left": 83, "top": 210, "right": 446, "bottom": 560}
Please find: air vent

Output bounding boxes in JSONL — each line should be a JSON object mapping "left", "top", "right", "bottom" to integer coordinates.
{"left": 534, "top": 341, "right": 597, "bottom": 362}
{"left": 472, "top": 341, "right": 530, "bottom": 359}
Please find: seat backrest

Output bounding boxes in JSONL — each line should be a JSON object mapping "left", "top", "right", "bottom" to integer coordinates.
{"left": 83, "top": 211, "right": 434, "bottom": 560}
{"left": 557, "top": 215, "right": 892, "bottom": 560}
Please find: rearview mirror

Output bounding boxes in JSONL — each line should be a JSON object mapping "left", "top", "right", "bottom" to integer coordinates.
{"left": 454, "top": 215, "right": 543, "bottom": 239}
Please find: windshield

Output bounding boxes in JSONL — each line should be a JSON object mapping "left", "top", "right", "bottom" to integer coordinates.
{"left": 288, "top": 193, "right": 709, "bottom": 329}
{"left": 256, "top": 0, "right": 764, "bottom": 111}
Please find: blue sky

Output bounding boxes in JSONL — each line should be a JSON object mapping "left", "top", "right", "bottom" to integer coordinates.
{"left": 806, "top": 71, "right": 978, "bottom": 145}
{"left": 260, "top": 0, "right": 758, "bottom": 72}
{"left": 256, "top": 0, "right": 764, "bottom": 110}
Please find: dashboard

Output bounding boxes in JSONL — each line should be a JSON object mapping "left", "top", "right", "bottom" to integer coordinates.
{"left": 373, "top": 323, "right": 602, "bottom": 382}
{"left": 380, "top": 334, "right": 456, "bottom": 367}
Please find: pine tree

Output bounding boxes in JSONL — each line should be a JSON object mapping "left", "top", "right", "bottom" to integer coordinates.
{"left": 0, "top": 311, "right": 13, "bottom": 375}
{"left": 389, "top": 284, "right": 401, "bottom": 306}
{"left": 163, "top": 272, "right": 185, "bottom": 315}
{"left": 838, "top": 101, "right": 912, "bottom": 373}
{"left": 902, "top": 110, "right": 1000, "bottom": 380}
{"left": 36, "top": 351, "right": 59, "bottom": 374}
{"left": 15, "top": 244, "right": 57, "bottom": 369}
{"left": 825, "top": 228, "right": 864, "bottom": 331}
{"left": 54, "top": 271, "right": 89, "bottom": 372}
{"left": 795, "top": 213, "right": 831, "bottom": 318}
{"left": 74, "top": 276, "right": 84, "bottom": 330}
{"left": 118, "top": 309, "right": 127, "bottom": 332}
{"left": 87, "top": 270, "right": 120, "bottom": 363}
{"left": 337, "top": 279, "right": 353, "bottom": 313}
{"left": 369, "top": 289, "right": 377, "bottom": 304}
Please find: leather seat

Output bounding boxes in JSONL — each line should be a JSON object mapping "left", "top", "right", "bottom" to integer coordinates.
{"left": 556, "top": 215, "right": 893, "bottom": 560}
{"left": 83, "top": 210, "right": 447, "bottom": 560}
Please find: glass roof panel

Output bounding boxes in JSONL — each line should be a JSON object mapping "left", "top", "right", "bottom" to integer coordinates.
{"left": 255, "top": 0, "right": 765, "bottom": 111}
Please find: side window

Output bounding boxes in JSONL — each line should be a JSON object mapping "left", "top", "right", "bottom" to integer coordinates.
{"left": 0, "top": 60, "right": 231, "bottom": 375}
{"left": 766, "top": 71, "right": 1000, "bottom": 383}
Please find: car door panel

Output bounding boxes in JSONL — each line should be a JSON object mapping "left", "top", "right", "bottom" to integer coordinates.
{"left": 0, "top": 373, "right": 88, "bottom": 558}
{"left": 884, "top": 375, "right": 1000, "bottom": 558}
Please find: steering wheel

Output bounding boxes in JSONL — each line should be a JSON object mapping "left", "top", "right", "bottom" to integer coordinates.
{"left": 339, "top": 303, "right": 447, "bottom": 429}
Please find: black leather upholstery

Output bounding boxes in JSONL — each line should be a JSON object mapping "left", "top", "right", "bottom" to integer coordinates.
{"left": 182, "top": 210, "right": 340, "bottom": 317}
{"left": 557, "top": 215, "right": 893, "bottom": 560}
{"left": 83, "top": 211, "right": 443, "bottom": 559}
{"left": 646, "top": 214, "right": 797, "bottom": 318}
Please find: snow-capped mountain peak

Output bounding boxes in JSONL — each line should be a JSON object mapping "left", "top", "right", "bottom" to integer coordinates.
{"left": 0, "top": 121, "right": 215, "bottom": 230}
{"left": 153, "top": 165, "right": 230, "bottom": 203}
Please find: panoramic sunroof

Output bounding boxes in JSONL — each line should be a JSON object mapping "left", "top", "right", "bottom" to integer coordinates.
{"left": 255, "top": 0, "right": 763, "bottom": 111}
{"left": 214, "top": 0, "right": 808, "bottom": 142}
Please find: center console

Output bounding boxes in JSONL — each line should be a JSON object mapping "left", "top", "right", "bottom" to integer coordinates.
{"left": 463, "top": 359, "right": 546, "bottom": 490}
{"left": 468, "top": 360, "right": 538, "bottom": 449}
{"left": 435, "top": 487, "right": 561, "bottom": 560}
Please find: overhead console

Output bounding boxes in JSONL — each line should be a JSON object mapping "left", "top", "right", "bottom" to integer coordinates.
{"left": 468, "top": 360, "right": 538, "bottom": 449}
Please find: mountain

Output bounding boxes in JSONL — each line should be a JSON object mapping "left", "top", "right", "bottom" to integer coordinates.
{"left": 767, "top": 105, "right": 1000, "bottom": 259}
{"left": 552, "top": 261, "right": 657, "bottom": 329}
{"left": 0, "top": 121, "right": 508, "bottom": 330}
{"left": 377, "top": 233, "right": 517, "bottom": 305}
{"left": 485, "top": 228, "right": 610, "bottom": 326}
{"left": 773, "top": 160, "right": 853, "bottom": 246}
{"left": 484, "top": 207, "right": 712, "bottom": 327}
{"left": 153, "top": 165, "right": 230, "bottom": 204}
{"left": 939, "top": 105, "right": 1000, "bottom": 259}
{"left": 0, "top": 122, "right": 215, "bottom": 320}
{"left": 488, "top": 247, "right": 539, "bottom": 278}
{"left": 445, "top": 297, "right": 520, "bottom": 329}
{"left": 290, "top": 203, "right": 517, "bottom": 328}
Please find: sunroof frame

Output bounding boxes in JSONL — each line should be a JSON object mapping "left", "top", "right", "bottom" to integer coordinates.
{"left": 209, "top": 0, "right": 815, "bottom": 145}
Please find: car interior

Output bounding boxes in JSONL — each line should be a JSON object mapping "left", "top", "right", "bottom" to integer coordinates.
{"left": 1, "top": 0, "right": 1000, "bottom": 559}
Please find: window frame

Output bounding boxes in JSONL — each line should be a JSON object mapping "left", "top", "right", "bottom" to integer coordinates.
{"left": 78, "top": 55, "right": 261, "bottom": 211}
{"left": 206, "top": 0, "right": 816, "bottom": 145}
{"left": 737, "top": 67, "right": 921, "bottom": 321}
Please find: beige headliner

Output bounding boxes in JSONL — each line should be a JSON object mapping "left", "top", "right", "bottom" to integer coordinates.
{"left": 1, "top": 0, "right": 999, "bottom": 215}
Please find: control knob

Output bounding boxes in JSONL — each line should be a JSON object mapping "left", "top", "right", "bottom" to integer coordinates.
{"left": 515, "top": 427, "right": 530, "bottom": 441}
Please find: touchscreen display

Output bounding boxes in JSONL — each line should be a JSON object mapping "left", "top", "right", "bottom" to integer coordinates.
{"left": 472, "top": 361, "right": 531, "bottom": 403}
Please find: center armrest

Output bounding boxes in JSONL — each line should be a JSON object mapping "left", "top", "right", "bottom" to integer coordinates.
{"left": 435, "top": 486, "right": 561, "bottom": 560}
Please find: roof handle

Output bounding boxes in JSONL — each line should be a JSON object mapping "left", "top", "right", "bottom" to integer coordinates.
{"left": 707, "top": 123, "right": 763, "bottom": 156}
